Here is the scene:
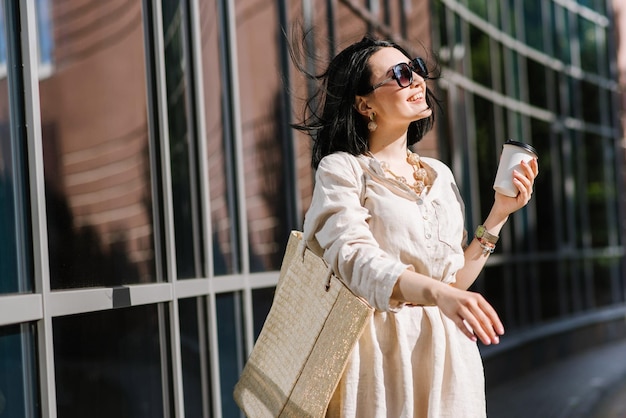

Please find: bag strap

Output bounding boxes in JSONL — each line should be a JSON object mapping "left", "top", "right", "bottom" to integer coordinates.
{"left": 298, "top": 229, "right": 336, "bottom": 292}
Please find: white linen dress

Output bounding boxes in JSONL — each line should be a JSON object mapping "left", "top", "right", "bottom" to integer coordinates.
{"left": 303, "top": 152, "right": 486, "bottom": 418}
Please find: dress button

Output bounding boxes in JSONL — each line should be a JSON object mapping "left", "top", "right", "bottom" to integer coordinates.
{"left": 425, "top": 233, "right": 432, "bottom": 239}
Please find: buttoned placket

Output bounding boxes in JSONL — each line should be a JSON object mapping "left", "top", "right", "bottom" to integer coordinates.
{"left": 421, "top": 202, "right": 434, "bottom": 249}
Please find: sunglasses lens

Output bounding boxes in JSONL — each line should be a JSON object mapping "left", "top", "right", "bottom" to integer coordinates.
{"left": 412, "top": 58, "right": 429, "bottom": 79}
{"left": 395, "top": 63, "right": 413, "bottom": 87}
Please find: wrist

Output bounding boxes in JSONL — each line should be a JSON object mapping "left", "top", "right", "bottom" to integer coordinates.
{"left": 474, "top": 220, "right": 503, "bottom": 256}
{"left": 482, "top": 212, "right": 508, "bottom": 236}
{"left": 486, "top": 205, "right": 510, "bottom": 228}
{"left": 476, "top": 237, "right": 496, "bottom": 256}
{"left": 474, "top": 224, "right": 499, "bottom": 245}
{"left": 429, "top": 279, "right": 454, "bottom": 305}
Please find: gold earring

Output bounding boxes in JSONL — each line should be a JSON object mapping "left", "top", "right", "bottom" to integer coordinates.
{"left": 368, "top": 113, "right": 377, "bottom": 132}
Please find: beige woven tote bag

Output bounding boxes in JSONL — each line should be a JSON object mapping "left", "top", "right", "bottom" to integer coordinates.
{"left": 234, "top": 230, "right": 374, "bottom": 417}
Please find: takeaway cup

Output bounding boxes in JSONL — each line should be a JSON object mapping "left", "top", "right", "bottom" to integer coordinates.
{"left": 493, "top": 140, "right": 538, "bottom": 197}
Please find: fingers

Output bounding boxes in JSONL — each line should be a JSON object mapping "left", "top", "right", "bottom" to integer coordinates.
{"left": 512, "top": 159, "right": 538, "bottom": 200}
{"left": 469, "top": 298, "right": 504, "bottom": 345}
{"left": 442, "top": 290, "right": 504, "bottom": 345}
{"left": 521, "top": 157, "right": 539, "bottom": 177}
{"left": 513, "top": 170, "right": 531, "bottom": 192}
{"left": 454, "top": 317, "right": 478, "bottom": 342}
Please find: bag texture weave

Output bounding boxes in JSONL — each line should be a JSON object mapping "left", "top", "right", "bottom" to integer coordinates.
{"left": 234, "top": 230, "right": 374, "bottom": 417}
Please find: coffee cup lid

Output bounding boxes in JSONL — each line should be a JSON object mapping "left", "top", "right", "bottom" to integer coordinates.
{"left": 504, "top": 140, "right": 538, "bottom": 157}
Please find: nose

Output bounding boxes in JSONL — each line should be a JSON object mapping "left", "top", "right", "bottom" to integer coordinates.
{"left": 411, "top": 71, "right": 426, "bottom": 86}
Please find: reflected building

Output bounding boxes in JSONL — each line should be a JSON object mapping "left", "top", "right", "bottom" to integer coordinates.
{"left": 39, "top": 1, "right": 156, "bottom": 289}
{"left": 0, "top": 0, "right": 624, "bottom": 417}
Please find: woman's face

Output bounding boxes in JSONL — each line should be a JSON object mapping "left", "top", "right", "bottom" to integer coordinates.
{"left": 364, "top": 47, "right": 432, "bottom": 128}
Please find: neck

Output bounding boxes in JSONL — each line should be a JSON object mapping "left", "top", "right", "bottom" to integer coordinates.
{"left": 368, "top": 129, "right": 409, "bottom": 162}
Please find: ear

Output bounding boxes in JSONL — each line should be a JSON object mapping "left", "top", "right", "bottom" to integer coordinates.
{"left": 354, "top": 96, "right": 372, "bottom": 117}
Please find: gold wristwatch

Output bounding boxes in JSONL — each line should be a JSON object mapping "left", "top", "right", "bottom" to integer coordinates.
{"left": 475, "top": 224, "right": 499, "bottom": 245}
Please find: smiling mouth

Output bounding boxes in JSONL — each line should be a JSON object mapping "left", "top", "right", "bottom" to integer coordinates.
{"left": 408, "top": 91, "right": 424, "bottom": 102}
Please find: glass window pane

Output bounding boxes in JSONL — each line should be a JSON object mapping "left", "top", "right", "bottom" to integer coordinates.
{"left": 523, "top": 0, "right": 543, "bottom": 51}
{"left": 553, "top": 4, "right": 571, "bottom": 65}
{"left": 216, "top": 292, "right": 244, "bottom": 417}
{"left": 506, "top": 52, "right": 521, "bottom": 100}
{"left": 235, "top": 2, "right": 292, "bottom": 273}
{"left": 527, "top": 59, "right": 548, "bottom": 110}
{"left": 36, "top": 0, "right": 53, "bottom": 74}
{"left": 467, "top": 0, "right": 487, "bottom": 19}
{"left": 38, "top": 1, "right": 157, "bottom": 289}
{"left": 469, "top": 25, "right": 491, "bottom": 88}
{"left": 584, "top": 135, "right": 610, "bottom": 247}
{"left": 531, "top": 119, "right": 557, "bottom": 252}
{"left": 178, "top": 297, "right": 212, "bottom": 416}
{"left": 53, "top": 305, "right": 172, "bottom": 417}
{"left": 252, "top": 287, "right": 274, "bottom": 340}
{"left": 580, "top": 80, "right": 601, "bottom": 124}
{"left": 592, "top": 258, "right": 622, "bottom": 307}
{"left": 473, "top": 96, "right": 496, "bottom": 217}
{"left": 0, "top": 324, "right": 39, "bottom": 417}
{"left": 503, "top": 0, "right": 517, "bottom": 36}
{"left": 579, "top": 16, "right": 597, "bottom": 74}
{"left": 162, "top": 0, "right": 204, "bottom": 279}
{"left": 200, "top": 0, "right": 237, "bottom": 276}
{"left": 0, "top": 1, "right": 31, "bottom": 294}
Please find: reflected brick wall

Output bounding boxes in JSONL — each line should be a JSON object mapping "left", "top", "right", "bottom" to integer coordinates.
{"left": 39, "top": 0, "right": 155, "bottom": 286}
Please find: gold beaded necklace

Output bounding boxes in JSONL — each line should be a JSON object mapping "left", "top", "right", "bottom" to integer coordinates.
{"left": 379, "top": 150, "right": 428, "bottom": 195}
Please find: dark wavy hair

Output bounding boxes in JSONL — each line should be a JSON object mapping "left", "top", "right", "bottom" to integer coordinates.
{"left": 291, "top": 35, "right": 439, "bottom": 169}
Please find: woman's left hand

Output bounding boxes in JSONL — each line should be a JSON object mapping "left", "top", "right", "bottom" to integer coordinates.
{"left": 493, "top": 158, "right": 539, "bottom": 215}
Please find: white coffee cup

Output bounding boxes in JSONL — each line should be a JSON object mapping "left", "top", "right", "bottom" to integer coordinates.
{"left": 493, "top": 140, "right": 538, "bottom": 197}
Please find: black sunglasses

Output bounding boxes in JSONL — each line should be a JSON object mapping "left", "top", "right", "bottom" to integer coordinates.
{"left": 368, "top": 57, "right": 429, "bottom": 92}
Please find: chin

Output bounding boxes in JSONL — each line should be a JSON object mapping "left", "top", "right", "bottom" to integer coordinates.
{"left": 416, "top": 106, "right": 432, "bottom": 119}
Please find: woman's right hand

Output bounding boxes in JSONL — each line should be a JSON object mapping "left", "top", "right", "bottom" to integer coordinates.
{"left": 393, "top": 270, "right": 504, "bottom": 345}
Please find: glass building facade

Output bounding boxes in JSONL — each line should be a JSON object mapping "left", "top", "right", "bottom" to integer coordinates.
{"left": 432, "top": 0, "right": 625, "bottom": 328}
{"left": 0, "top": 0, "right": 623, "bottom": 417}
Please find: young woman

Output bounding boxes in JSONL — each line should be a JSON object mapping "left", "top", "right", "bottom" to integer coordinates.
{"left": 296, "top": 36, "right": 538, "bottom": 417}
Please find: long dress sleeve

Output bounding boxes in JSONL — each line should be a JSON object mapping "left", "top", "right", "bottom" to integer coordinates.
{"left": 303, "top": 152, "right": 413, "bottom": 312}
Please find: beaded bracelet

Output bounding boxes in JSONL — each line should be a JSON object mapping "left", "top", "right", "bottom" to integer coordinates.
{"left": 477, "top": 237, "right": 495, "bottom": 256}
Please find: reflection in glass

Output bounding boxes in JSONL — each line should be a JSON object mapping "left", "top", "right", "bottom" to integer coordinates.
{"left": 53, "top": 305, "right": 171, "bottom": 418}
{"left": 162, "top": 0, "right": 204, "bottom": 279}
{"left": 580, "top": 80, "right": 601, "bottom": 124}
{"left": 0, "top": 1, "right": 31, "bottom": 294}
{"left": 469, "top": 26, "right": 491, "bottom": 88}
{"left": 473, "top": 95, "right": 498, "bottom": 217}
{"left": 530, "top": 119, "right": 556, "bottom": 252}
{"left": 0, "top": 324, "right": 39, "bottom": 417}
{"left": 527, "top": 59, "right": 548, "bottom": 109}
{"left": 252, "top": 287, "right": 274, "bottom": 340}
{"left": 467, "top": 0, "right": 487, "bottom": 19}
{"left": 36, "top": 0, "right": 53, "bottom": 73}
{"left": 216, "top": 292, "right": 244, "bottom": 417}
{"left": 523, "top": 0, "right": 543, "bottom": 51}
{"left": 578, "top": 16, "right": 598, "bottom": 74}
{"left": 552, "top": 4, "right": 571, "bottom": 65}
{"left": 584, "top": 135, "right": 610, "bottom": 247}
{"left": 201, "top": 0, "right": 238, "bottom": 275}
{"left": 235, "top": 1, "right": 292, "bottom": 273}
{"left": 38, "top": 0, "right": 156, "bottom": 289}
{"left": 178, "top": 297, "right": 212, "bottom": 416}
